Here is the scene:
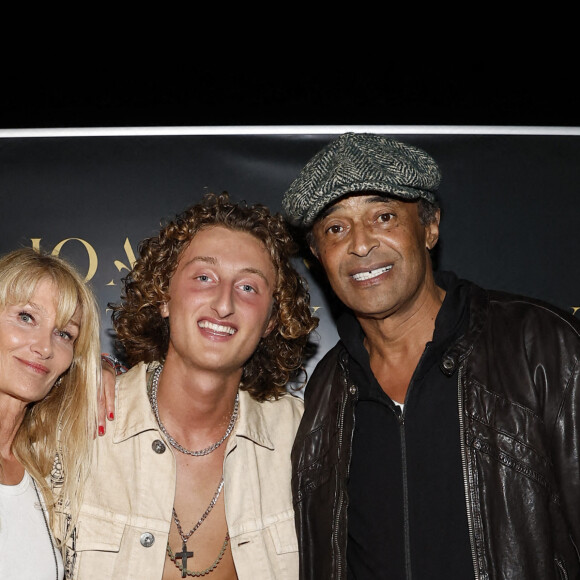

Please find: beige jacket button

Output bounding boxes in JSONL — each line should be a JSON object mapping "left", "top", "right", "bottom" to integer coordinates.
{"left": 140, "top": 532, "right": 155, "bottom": 547}
{"left": 152, "top": 439, "right": 166, "bottom": 454}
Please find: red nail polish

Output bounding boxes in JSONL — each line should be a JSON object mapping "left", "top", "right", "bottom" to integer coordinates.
{"left": 108, "top": 412, "right": 114, "bottom": 420}
{"left": 98, "top": 425, "right": 105, "bottom": 436}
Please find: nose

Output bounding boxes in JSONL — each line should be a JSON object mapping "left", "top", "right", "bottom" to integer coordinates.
{"left": 32, "top": 328, "right": 54, "bottom": 359}
{"left": 211, "top": 284, "right": 235, "bottom": 318}
{"left": 349, "top": 223, "right": 378, "bottom": 257}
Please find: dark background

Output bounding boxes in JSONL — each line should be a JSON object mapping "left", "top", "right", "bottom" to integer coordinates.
{"left": 2, "top": 66, "right": 578, "bottom": 129}
{"left": 2, "top": 64, "right": 579, "bottom": 376}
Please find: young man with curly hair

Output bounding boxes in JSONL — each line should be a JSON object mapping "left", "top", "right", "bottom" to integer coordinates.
{"left": 61, "top": 193, "right": 318, "bottom": 579}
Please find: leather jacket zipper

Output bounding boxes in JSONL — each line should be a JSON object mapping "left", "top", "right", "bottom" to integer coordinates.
{"left": 334, "top": 370, "right": 352, "bottom": 580}
{"left": 555, "top": 557, "right": 569, "bottom": 580}
{"left": 458, "top": 364, "right": 480, "bottom": 579}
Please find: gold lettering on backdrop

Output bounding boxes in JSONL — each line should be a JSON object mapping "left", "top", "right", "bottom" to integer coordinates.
{"left": 31, "top": 237, "right": 136, "bottom": 287}
{"left": 107, "top": 238, "right": 138, "bottom": 285}
{"left": 27, "top": 239, "right": 580, "bottom": 319}
{"left": 29, "top": 238, "right": 98, "bottom": 282}
{"left": 53, "top": 239, "right": 98, "bottom": 281}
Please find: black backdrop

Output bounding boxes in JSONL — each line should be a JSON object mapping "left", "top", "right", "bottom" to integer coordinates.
{"left": 1, "top": 127, "right": 578, "bottom": 383}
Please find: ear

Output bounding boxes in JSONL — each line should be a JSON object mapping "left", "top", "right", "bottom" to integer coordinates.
{"left": 262, "top": 314, "right": 277, "bottom": 338}
{"left": 425, "top": 209, "right": 441, "bottom": 251}
{"left": 159, "top": 301, "right": 169, "bottom": 318}
{"left": 309, "top": 243, "right": 321, "bottom": 260}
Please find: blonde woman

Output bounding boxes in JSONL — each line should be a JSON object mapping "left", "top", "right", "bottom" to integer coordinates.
{"left": 0, "top": 248, "right": 101, "bottom": 579}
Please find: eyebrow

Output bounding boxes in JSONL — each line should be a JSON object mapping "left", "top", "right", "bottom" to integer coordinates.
{"left": 319, "top": 195, "right": 393, "bottom": 219}
{"left": 21, "top": 300, "right": 45, "bottom": 315}
{"left": 22, "top": 300, "right": 81, "bottom": 329}
{"left": 183, "top": 256, "right": 272, "bottom": 287}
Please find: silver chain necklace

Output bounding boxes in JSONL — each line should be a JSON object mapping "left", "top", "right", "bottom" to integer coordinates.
{"left": 168, "top": 476, "right": 227, "bottom": 577}
{"left": 149, "top": 363, "right": 239, "bottom": 456}
{"left": 173, "top": 477, "right": 224, "bottom": 543}
{"left": 32, "top": 477, "right": 59, "bottom": 580}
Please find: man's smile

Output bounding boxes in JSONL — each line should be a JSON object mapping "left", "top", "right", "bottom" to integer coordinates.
{"left": 198, "top": 320, "right": 236, "bottom": 335}
{"left": 351, "top": 265, "right": 393, "bottom": 282}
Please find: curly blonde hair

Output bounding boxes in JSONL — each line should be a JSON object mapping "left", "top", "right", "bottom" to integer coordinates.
{"left": 111, "top": 192, "right": 318, "bottom": 401}
{"left": 0, "top": 248, "right": 101, "bottom": 539}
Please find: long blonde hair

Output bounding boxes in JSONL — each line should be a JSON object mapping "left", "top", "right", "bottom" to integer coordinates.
{"left": 0, "top": 248, "right": 100, "bottom": 539}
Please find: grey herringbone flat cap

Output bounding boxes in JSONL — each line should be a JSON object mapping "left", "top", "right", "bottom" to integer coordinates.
{"left": 282, "top": 133, "right": 441, "bottom": 227}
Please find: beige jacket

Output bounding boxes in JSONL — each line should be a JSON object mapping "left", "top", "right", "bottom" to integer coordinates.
{"left": 61, "top": 362, "right": 302, "bottom": 579}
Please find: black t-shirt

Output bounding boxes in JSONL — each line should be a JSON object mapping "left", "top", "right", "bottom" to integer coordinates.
{"left": 341, "top": 271, "right": 475, "bottom": 580}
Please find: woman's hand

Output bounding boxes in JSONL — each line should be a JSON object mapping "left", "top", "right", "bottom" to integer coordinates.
{"left": 97, "top": 357, "right": 119, "bottom": 436}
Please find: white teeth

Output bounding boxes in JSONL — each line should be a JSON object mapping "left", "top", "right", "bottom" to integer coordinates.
{"left": 352, "top": 265, "right": 392, "bottom": 281}
{"left": 198, "top": 321, "right": 236, "bottom": 335}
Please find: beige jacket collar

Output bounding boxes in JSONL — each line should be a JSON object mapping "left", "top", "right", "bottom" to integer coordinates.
{"left": 111, "top": 361, "right": 275, "bottom": 450}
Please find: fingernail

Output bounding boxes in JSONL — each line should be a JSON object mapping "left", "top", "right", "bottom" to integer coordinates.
{"left": 108, "top": 412, "right": 114, "bottom": 420}
{"left": 98, "top": 425, "right": 105, "bottom": 436}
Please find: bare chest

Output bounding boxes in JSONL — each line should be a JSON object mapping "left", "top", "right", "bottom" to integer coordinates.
{"left": 162, "top": 449, "right": 237, "bottom": 579}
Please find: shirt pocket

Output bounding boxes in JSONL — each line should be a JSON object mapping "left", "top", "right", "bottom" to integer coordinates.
{"left": 66, "top": 511, "right": 167, "bottom": 579}
{"left": 230, "top": 515, "right": 299, "bottom": 579}
{"left": 75, "top": 514, "right": 125, "bottom": 551}
{"left": 466, "top": 378, "right": 553, "bottom": 494}
{"left": 64, "top": 513, "right": 125, "bottom": 578}
{"left": 293, "top": 419, "right": 338, "bottom": 500}
{"left": 267, "top": 516, "right": 299, "bottom": 554}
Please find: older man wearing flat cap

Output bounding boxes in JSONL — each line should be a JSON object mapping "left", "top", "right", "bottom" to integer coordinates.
{"left": 283, "top": 133, "right": 580, "bottom": 580}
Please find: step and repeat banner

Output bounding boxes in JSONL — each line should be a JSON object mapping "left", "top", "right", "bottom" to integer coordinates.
{"left": 1, "top": 127, "right": 579, "bottom": 383}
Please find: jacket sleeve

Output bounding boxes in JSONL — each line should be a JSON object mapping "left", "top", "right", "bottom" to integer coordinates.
{"left": 532, "top": 304, "right": 580, "bottom": 558}
{"left": 551, "top": 345, "right": 580, "bottom": 554}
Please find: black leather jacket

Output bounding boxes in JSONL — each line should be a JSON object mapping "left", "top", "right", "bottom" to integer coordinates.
{"left": 291, "top": 280, "right": 580, "bottom": 580}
